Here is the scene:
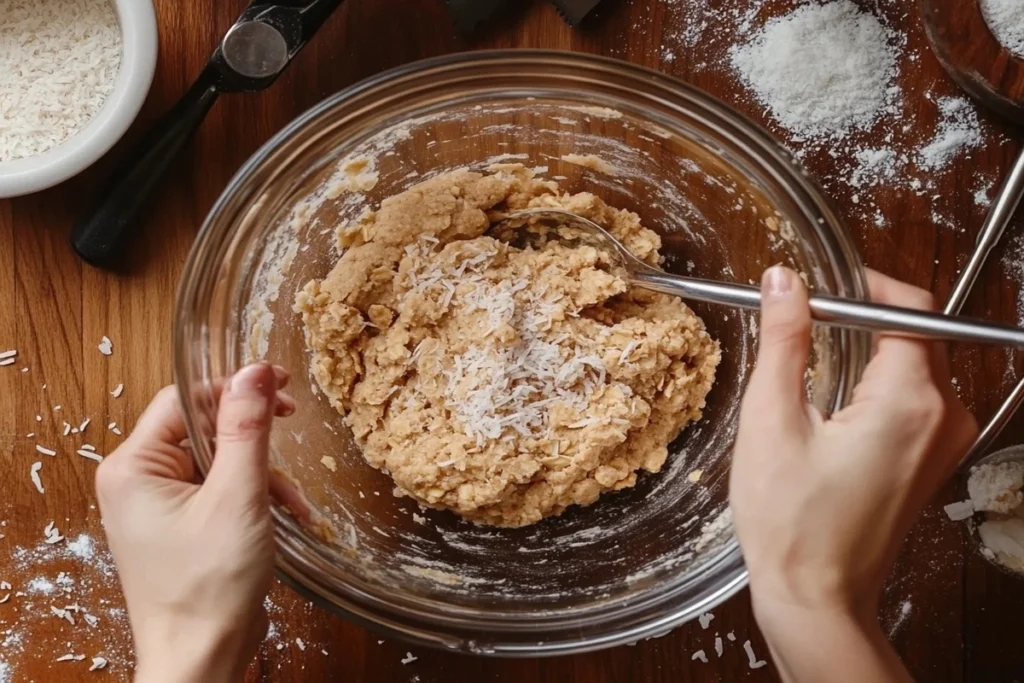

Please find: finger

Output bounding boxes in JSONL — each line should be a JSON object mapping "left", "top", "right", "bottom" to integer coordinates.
{"left": 207, "top": 368, "right": 292, "bottom": 415}
{"left": 271, "top": 365, "right": 290, "bottom": 389}
{"left": 276, "top": 391, "right": 296, "bottom": 417}
{"left": 100, "top": 386, "right": 195, "bottom": 486}
{"left": 203, "top": 363, "right": 279, "bottom": 506}
{"left": 124, "top": 385, "right": 189, "bottom": 449}
{"left": 862, "top": 269, "right": 936, "bottom": 385}
{"left": 742, "top": 266, "right": 813, "bottom": 434}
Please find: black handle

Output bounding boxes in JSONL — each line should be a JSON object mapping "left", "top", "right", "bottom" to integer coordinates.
{"left": 72, "top": 71, "right": 221, "bottom": 268}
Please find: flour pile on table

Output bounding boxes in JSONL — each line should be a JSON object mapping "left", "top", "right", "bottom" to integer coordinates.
{"left": 730, "top": 0, "right": 900, "bottom": 140}
{"left": 982, "top": 0, "right": 1024, "bottom": 57}
{"left": 656, "top": 0, "right": 997, "bottom": 232}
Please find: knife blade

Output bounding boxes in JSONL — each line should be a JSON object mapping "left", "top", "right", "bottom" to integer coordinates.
{"left": 72, "top": 0, "right": 345, "bottom": 269}
{"left": 549, "top": 0, "right": 602, "bottom": 26}
{"left": 445, "top": 0, "right": 510, "bottom": 37}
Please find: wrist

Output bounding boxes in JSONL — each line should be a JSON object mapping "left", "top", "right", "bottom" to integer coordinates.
{"left": 749, "top": 596, "right": 910, "bottom": 683}
{"left": 752, "top": 591, "right": 870, "bottom": 639}
{"left": 134, "top": 615, "right": 251, "bottom": 683}
{"left": 747, "top": 563, "right": 881, "bottom": 628}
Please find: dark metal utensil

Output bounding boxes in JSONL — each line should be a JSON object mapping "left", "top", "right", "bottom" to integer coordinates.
{"left": 549, "top": 0, "right": 602, "bottom": 26}
{"left": 72, "top": 0, "right": 344, "bottom": 269}
{"left": 445, "top": 0, "right": 602, "bottom": 36}
{"left": 921, "top": 0, "right": 1024, "bottom": 466}
{"left": 445, "top": 0, "right": 509, "bottom": 36}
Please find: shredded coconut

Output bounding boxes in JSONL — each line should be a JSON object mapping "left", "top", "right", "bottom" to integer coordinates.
{"left": 29, "top": 462, "right": 44, "bottom": 493}
{"left": 691, "top": 649, "right": 708, "bottom": 663}
{"left": 943, "top": 500, "right": 975, "bottom": 521}
{"left": 697, "top": 612, "right": 714, "bottom": 629}
{"left": 730, "top": 1, "right": 899, "bottom": 139}
{"left": 982, "top": 0, "right": 1024, "bottom": 57}
{"left": 97, "top": 336, "right": 113, "bottom": 356}
{"left": 743, "top": 640, "right": 768, "bottom": 669}
{"left": 0, "top": 0, "right": 122, "bottom": 161}
{"left": 77, "top": 450, "right": 104, "bottom": 463}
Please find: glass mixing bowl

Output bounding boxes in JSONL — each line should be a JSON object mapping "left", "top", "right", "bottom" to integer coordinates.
{"left": 174, "top": 50, "right": 870, "bottom": 656}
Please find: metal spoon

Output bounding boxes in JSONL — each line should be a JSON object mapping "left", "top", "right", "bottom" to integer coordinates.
{"left": 921, "top": 0, "right": 1024, "bottom": 466}
{"left": 495, "top": 209, "right": 1024, "bottom": 347}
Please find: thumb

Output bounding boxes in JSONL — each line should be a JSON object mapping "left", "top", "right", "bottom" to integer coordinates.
{"left": 742, "top": 266, "right": 813, "bottom": 433}
{"left": 203, "top": 363, "right": 278, "bottom": 504}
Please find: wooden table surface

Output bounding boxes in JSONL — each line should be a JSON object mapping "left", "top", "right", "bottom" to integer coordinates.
{"left": 2, "top": 0, "right": 1024, "bottom": 681}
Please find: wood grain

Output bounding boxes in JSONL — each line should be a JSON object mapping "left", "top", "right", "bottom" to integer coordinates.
{"left": 921, "top": 0, "right": 1024, "bottom": 124}
{"left": 2, "top": 0, "right": 1023, "bottom": 681}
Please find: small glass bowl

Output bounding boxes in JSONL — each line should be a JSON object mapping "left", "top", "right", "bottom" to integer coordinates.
{"left": 174, "top": 50, "right": 869, "bottom": 656}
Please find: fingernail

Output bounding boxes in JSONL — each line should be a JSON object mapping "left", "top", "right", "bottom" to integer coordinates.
{"left": 230, "top": 363, "right": 274, "bottom": 396}
{"left": 764, "top": 266, "right": 792, "bottom": 297}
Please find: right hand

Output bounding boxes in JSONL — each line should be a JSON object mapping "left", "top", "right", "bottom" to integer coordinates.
{"left": 730, "top": 267, "right": 976, "bottom": 680}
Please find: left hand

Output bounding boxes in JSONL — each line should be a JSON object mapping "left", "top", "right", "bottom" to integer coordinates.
{"left": 96, "top": 363, "right": 294, "bottom": 683}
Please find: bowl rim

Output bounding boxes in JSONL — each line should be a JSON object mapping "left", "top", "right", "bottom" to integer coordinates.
{"left": 0, "top": 0, "right": 159, "bottom": 198}
{"left": 175, "top": 48, "right": 870, "bottom": 655}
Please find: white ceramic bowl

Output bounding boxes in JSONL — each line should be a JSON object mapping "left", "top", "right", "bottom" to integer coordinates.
{"left": 0, "top": 0, "right": 158, "bottom": 198}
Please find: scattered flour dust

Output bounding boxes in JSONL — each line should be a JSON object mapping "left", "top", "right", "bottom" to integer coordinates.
{"left": 1, "top": 531, "right": 131, "bottom": 677}
{"left": 919, "top": 97, "right": 985, "bottom": 170}
{"left": 695, "top": 0, "right": 994, "bottom": 232}
{"left": 982, "top": 0, "right": 1024, "bottom": 57}
{"left": 1002, "top": 235, "right": 1024, "bottom": 327}
{"left": 729, "top": 0, "right": 900, "bottom": 140}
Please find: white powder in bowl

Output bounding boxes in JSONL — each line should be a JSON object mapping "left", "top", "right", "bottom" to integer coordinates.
{"left": 967, "top": 460, "right": 1024, "bottom": 574}
{"left": 968, "top": 460, "right": 1024, "bottom": 514}
{"left": 978, "top": 519, "right": 1024, "bottom": 573}
{"left": 982, "top": 0, "right": 1024, "bottom": 57}
{"left": 0, "top": 0, "right": 123, "bottom": 161}
{"left": 729, "top": 0, "right": 899, "bottom": 140}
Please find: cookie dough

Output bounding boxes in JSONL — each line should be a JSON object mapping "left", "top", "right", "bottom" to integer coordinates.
{"left": 295, "top": 165, "right": 720, "bottom": 527}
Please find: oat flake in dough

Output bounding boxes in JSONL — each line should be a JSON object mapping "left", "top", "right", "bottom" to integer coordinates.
{"left": 295, "top": 165, "right": 720, "bottom": 527}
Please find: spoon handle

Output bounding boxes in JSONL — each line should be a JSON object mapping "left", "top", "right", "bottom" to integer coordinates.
{"left": 635, "top": 271, "right": 1024, "bottom": 348}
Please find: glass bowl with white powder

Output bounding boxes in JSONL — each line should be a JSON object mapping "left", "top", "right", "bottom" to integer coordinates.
{"left": 0, "top": 0, "right": 158, "bottom": 198}
{"left": 174, "top": 51, "right": 872, "bottom": 654}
